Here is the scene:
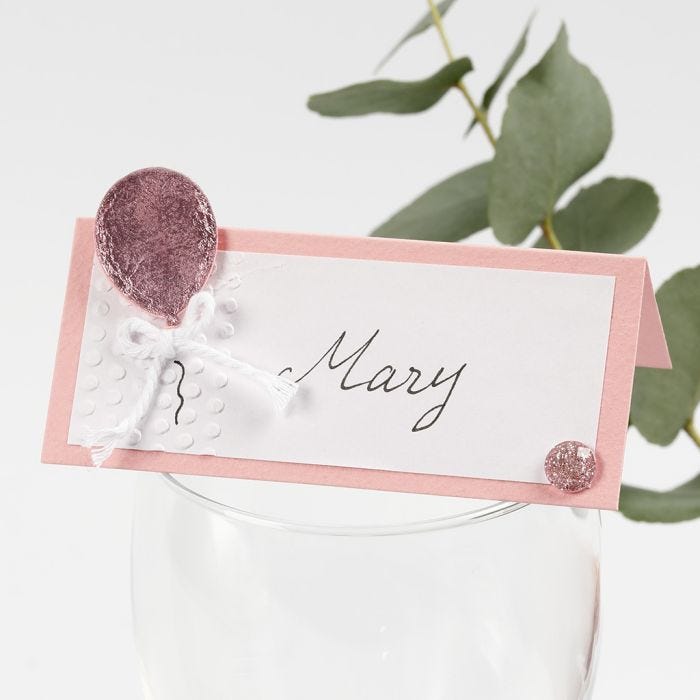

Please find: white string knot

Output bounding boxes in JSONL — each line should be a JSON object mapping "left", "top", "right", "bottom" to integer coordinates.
{"left": 119, "top": 319, "right": 177, "bottom": 360}
{"left": 83, "top": 291, "right": 297, "bottom": 467}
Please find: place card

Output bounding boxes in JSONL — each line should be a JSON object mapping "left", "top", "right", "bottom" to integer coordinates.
{"left": 42, "top": 219, "right": 670, "bottom": 509}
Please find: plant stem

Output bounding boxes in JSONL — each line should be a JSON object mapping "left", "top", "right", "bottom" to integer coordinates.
{"left": 426, "top": 0, "right": 496, "bottom": 147}
{"left": 425, "top": 0, "right": 562, "bottom": 250}
{"left": 685, "top": 419, "right": 700, "bottom": 450}
{"left": 541, "top": 214, "right": 563, "bottom": 250}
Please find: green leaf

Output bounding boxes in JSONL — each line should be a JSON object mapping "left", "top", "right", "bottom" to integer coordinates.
{"left": 630, "top": 266, "right": 700, "bottom": 444}
{"left": 308, "top": 58, "right": 472, "bottom": 117}
{"left": 466, "top": 14, "right": 532, "bottom": 137}
{"left": 488, "top": 25, "right": 613, "bottom": 244}
{"left": 533, "top": 178, "right": 659, "bottom": 252}
{"left": 375, "top": 0, "right": 460, "bottom": 73}
{"left": 620, "top": 476, "right": 700, "bottom": 523}
{"left": 371, "top": 162, "right": 490, "bottom": 241}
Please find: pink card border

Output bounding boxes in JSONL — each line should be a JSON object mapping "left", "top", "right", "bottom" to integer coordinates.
{"left": 43, "top": 218, "right": 657, "bottom": 510}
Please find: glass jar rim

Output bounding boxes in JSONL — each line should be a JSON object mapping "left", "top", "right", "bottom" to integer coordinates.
{"left": 162, "top": 473, "right": 528, "bottom": 537}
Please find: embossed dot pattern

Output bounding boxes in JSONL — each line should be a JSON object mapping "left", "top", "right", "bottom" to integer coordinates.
{"left": 222, "top": 297, "right": 238, "bottom": 314}
{"left": 188, "top": 357, "right": 205, "bottom": 374}
{"left": 213, "top": 372, "right": 228, "bottom": 388}
{"left": 205, "top": 422, "right": 221, "bottom": 439}
{"left": 79, "top": 399, "right": 96, "bottom": 416}
{"left": 68, "top": 252, "right": 261, "bottom": 457}
{"left": 154, "top": 418, "right": 170, "bottom": 434}
{"left": 218, "top": 322, "right": 235, "bottom": 339}
{"left": 179, "top": 407, "right": 197, "bottom": 425}
{"left": 157, "top": 393, "right": 173, "bottom": 409}
{"left": 176, "top": 433, "right": 194, "bottom": 450}
{"left": 84, "top": 349, "right": 102, "bottom": 367}
{"left": 90, "top": 326, "right": 106, "bottom": 342}
{"left": 106, "top": 390, "right": 123, "bottom": 406}
{"left": 82, "top": 375, "right": 100, "bottom": 391}
{"left": 109, "top": 364, "right": 126, "bottom": 381}
{"left": 182, "top": 382, "right": 201, "bottom": 399}
{"left": 207, "top": 398, "right": 225, "bottom": 414}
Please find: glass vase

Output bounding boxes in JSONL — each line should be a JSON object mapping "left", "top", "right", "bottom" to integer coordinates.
{"left": 132, "top": 473, "right": 600, "bottom": 699}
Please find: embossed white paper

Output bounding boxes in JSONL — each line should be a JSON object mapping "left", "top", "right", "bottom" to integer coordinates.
{"left": 68, "top": 251, "right": 615, "bottom": 484}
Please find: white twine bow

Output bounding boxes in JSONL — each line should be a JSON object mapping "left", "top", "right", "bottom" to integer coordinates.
{"left": 83, "top": 291, "right": 297, "bottom": 467}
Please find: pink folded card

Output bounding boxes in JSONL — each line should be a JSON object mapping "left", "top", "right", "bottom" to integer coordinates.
{"left": 42, "top": 218, "right": 670, "bottom": 510}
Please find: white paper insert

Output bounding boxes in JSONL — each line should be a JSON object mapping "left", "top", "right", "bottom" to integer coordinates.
{"left": 68, "top": 251, "right": 615, "bottom": 484}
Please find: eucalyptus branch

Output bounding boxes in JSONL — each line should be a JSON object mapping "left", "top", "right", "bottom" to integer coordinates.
{"left": 426, "top": 0, "right": 563, "bottom": 250}
{"left": 426, "top": 0, "right": 496, "bottom": 146}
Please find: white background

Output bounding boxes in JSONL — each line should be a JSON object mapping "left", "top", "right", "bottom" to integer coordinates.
{"left": 1, "top": 0, "right": 699, "bottom": 697}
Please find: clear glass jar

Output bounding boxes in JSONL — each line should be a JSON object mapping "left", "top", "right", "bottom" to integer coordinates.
{"left": 132, "top": 473, "right": 600, "bottom": 700}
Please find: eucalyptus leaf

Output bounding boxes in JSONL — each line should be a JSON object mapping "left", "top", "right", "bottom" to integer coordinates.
{"left": 371, "top": 162, "right": 490, "bottom": 241}
{"left": 466, "top": 15, "right": 532, "bottom": 137}
{"left": 631, "top": 266, "right": 700, "bottom": 445}
{"left": 308, "top": 58, "right": 472, "bottom": 117}
{"left": 620, "top": 476, "right": 700, "bottom": 523}
{"left": 375, "top": 0, "right": 459, "bottom": 73}
{"left": 534, "top": 178, "right": 659, "bottom": 252}
{"left": 488, "top": 25, "right": 613, "bottom": 244}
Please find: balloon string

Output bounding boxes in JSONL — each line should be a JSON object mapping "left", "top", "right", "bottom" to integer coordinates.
{"left": 82, "top": 291, "right": 297, "bottom": 467}
{"left": 173, "top": 360, "right": 185, "bottom": 425}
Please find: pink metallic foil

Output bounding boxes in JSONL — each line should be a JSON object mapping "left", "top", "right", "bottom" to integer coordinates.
{"left": 544, "top": 440, "right": 597, "bottom": 493}
{"left": 95, "top": 167, "right": 217, "bottom": 325}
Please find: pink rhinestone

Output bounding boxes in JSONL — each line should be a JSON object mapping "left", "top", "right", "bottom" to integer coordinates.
{"left": 544, "top": 441, "right": 597, "bottom": 492}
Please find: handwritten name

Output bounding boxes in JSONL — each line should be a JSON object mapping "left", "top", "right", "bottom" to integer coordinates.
{"left": 280, "top": 330, "right": 467, "bottom": 432}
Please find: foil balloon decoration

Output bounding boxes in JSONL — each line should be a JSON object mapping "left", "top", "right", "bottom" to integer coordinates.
{"left": 95, "top": 167, "right": 218, "bottom": 325}
{"left": 84, "top": 167, "right": 297, "bottom": 467}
